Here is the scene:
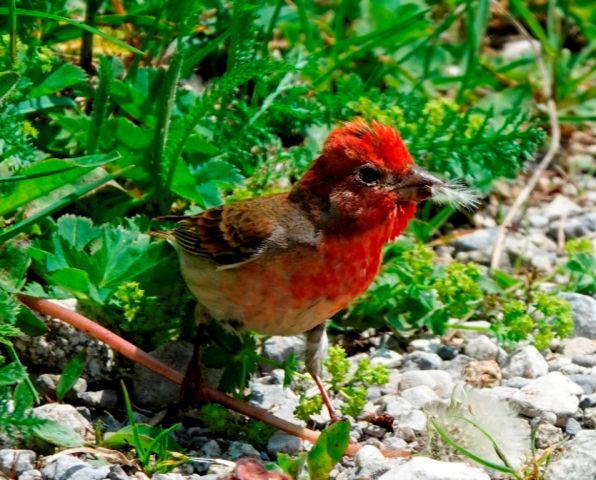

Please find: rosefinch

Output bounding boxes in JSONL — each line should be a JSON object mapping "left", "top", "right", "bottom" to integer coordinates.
{"left": 158, "top": 119, "right": 470, "bottom": 419}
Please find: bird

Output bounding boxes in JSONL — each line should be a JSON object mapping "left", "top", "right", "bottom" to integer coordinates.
{"left": 157, "top": 118, "right": 468, "bottom": 420}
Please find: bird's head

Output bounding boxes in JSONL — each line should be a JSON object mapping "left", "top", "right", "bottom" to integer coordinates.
{"left": 290, "top": 118, "right": 476, "bottom": 237}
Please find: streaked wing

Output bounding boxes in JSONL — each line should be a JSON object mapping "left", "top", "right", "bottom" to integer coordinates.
{"left": 172, "top": 196, "right": 283, "bottom": 266}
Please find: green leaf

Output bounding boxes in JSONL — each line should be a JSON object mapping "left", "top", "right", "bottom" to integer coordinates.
{"left": 277, "top": 452, "right": 307, "bottom": 478}
{"left": 12, "top": 96, "right": 77, "bottom": 114}
{"left": 33, "top": 419, "right": 84, "bottom": 447}
{"left": 30, "top": 63, "right": 87, "bottom": 97}
{"left": 15, "top": 307, "right": 47, "bottom": 336}
{"left": 0, "top": 153, "right": 120, "bottom": 217}
{"left": 55, "top": 350, "right": 87, "bottom": 402}
{"left": 0, "top": 242, "right": 30, "bottom": 292}
{"left": 102, "top": 424, "right": 182, "bottom": 452}
{"left": 307, "top": 420, "right": 350, "bottom": 480}
{"left": 0, "top": 71, "right": 19, "bottom": 103}
{"left": 48, "top": 268, "right": 93, "bottom": 298}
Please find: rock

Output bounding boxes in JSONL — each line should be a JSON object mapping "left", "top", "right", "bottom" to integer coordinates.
{"left": 401, "top": 352, "right": 442, "bottom": 371}
{"left": 17, "top": 469, "right": 42, "bottom": 480}
{"left": 548, "top": 211, "right": 596, "bottom": 239}
{"left": 543, "top": 195, "right": 582, "bottom": 220}
{"left": 545, "top": 430, "right": 596, "bottom": 480}
{"left": 568, "top": 374, "right": 596, "bottom": 394}
{"left": 407, "top": 339, "right": 441, "bottom": 353}
{"left": 378, "top": 457, "right": 490, "bottom": 480}
{"left": 382, "top": 397, "right": 426, "bottom": 432}
{"left": 78, "top": 389, "right": 118, "bottom": 409}
{"left": 565, "top": 417, "right": 582, "bottom": 435}
{"left": 562, "top": 337, "right": 596, "bottom": 357}
{"left": 436, "top": 345, "right": 458, "bottom": 360}
{"left": 226, "top": 441, "right": 260, "bottom": 460}
{"left": 32, "top": 403, "right": 91, "bottom": 439}
{"left": 399, "top": 386, "right": 440, "bottom": 409}
{"left": 267, "top": 432, "right": 302, "bottom": 456}
{"left": 249, "top": 383, "right": 300, "bottom": 423}
{"left": 355, "top": 445, "right": 384, "bottom": 465}
{"left": 41, "top": 455, "right": 110, "bottom": 480}
{"left": 13, "top": 301, "right": 117, "bottom": 383}
{"left": 583, "top": 407, "right": 596, "bottom": 429}
{"left": 261, "top": 337, "right": 304, "bottom": 372}
{"left": 370, "top": 349, "right": 402, "bottom": 369}
{"left": 463, "top": 335, "right": 500, "bottom": 361}
{"left": 502, "top": 376, "right": 531, "bottom": 388}
{"left": 534, "top": 423, "right": 564, "bottom": 449}
{"left": 579, "top": 394, "right": 596, "bottom": 409}
{"left": 133, "top": 341, "right": 194, "bottom": 408}
{"left": 399, "top": 371, "right": 453, "bottom": 398}
{"left": 0, "top": 450, "right": 35, "bottom": 477}
{"left": 452, "top": 229, "right": 497, "bottom": 252}
{"left": 572, "top": 354, "right": 596, "bottom": 367}
{"left": 382, "top": 436, "right": 408, "bottom": 452}
{"left": 504, "top": 346, "right": 549, "bottom": 379}
{"left": 441, "top": 355, "right": 474, "bottom": 382}
{"left": 512, "top": 372, "right": 583, "bottom": 419}
{"left": 501, "top": 39, "right": 541, "bottom": 60}
{"left": 560, "top": 293, "right": 596, "bottom": 338}
{"left": 464, "top": 360, "right": 501, "bottom": 388}
{"left": 199, "top": 440, "right": 222, "bottom": 458}
{"left": 152, "top": 474, "right": 203, "bottom": 480}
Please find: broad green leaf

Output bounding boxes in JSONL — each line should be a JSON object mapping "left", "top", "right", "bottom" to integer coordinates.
{"left": 191, "top": 158, "right": 245, "bottom": 187}
{"left": 56, "top": 350, "right": 87, "bottom": 402}
{"left": 0, "top": 153, "right": 119, "bottom": 216}
{"left": 12, "top": 96, "right": 77, "bottom": 114}
{"left": 56, "top": 215, "right": 100, "bottom": 251}
{"left": 0, "top": 242, "right": 30, "bottom": 292}
{"left": 170, "top": 158, "right": 205, "bottom": 203}
{"left": 307, "top": 420, "right": 350, "bottom": 480}
{"left": 0, "top": 71, "right": 19, "bottom": 103}
{"left": 277, "top": 452, "right": 307, "bottom": 478}
{"left": 33, "top": 419, "right": 84, "bottom": 447}
{"left": 102, "top": 424, "right": 182, "bottom": 451}
{"left": 48, "top": 268, "right": 92, "bottom": 297}
{"left": 30, "top": 63, "right": 87, "bottom": 97}
{"left": 16, "top": 307, "right": 47, "bottom": 336}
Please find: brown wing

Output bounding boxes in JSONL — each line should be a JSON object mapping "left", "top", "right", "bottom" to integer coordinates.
{"left": 172, "top": 194, "right": 286, "bottom": 266}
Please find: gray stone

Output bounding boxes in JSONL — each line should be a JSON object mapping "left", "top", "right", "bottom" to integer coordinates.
{"left": 32, "top": 403, "right": 91, "bottom": 439}
{"left": 267, "top": 432, "right": 302, "bottom": 456}
{"left": 152, "top": 474, "right": 203, "bottom": 480}
{"left": 399, "top": 371, "right": 453, "bottom": 398}
{"left": 355, "top": 445, "right": 384, "bottom": 465}
{"left": 504, "top": 346, "right": 549, "bottom": 379}
{"left": 199, "top": 439, "right": 221, "bottom": 458}
{"left": 407, "top": 339, "right": 441, "bottom": 353}
{"left": 401, "top": 352, "right": 442, "bottom": 371}
{"left": 17, "top": 469, "right": 42, "bottom": 480}
{"left": 261, "top": 336, "right": 304, "bottom": 372}
{"left": 226, "top": 441, "right": 260, "bottom": 460}
{"left": 107, "top": 465, "right": 130, "bottom": 480}
{"left": 579, "top": 394, "right": 596, "bottom": 408}
{"left": 0, "top": 450, "right": 35, "bottom": 477}
{"left": 382, "top": 397, "right": 426, "bottom": 432}
{"left": 548, "top": 211, "right": 596, "bottom": 239}
{"left": 133, "top": 341, "right": 194, "bottom": 408}
{"left": 452, "top": 228, "right": 497, "bottom": 252}
{"left": 543, "top": 195, "right": 582, "bottom": 220}
{"left": 464, "top": 335, "right": 500, "bottom": 361}
{"left": 78, "top": 389, "right": 118, "bottom": 409}
{"left": 583, "top": 407, "right": 596, "bottom": 428}
{"left": 568, "top": 374, "right": 596, "bottom": 394}
{"left": 441, "top": 355, "right": 474, "bottom": 382}
{"left": 382, "top": 436, "right": 407, "bottom": 452}
{"left": 502, "top": 376, "right": 531, "bottom": 388}
{"left": 511, "top": 372, "right": 583, "bottom": 418}
{"left": 354, "top": 459, "right": 403, "bottom": 480}
{"left": 560, "top": 293, "right": 596, "bottom": 338}
{"left": 436, "top": 345, "right": 458, "bottom": 360}
{"left": 545, "top": 430, "right": 596, "bottom": 480}
{"left": 565, "top": 417, "right": 582, "bottom": 435}
{"left": 572, "top": 354, "right": 596, "bottom": 367}
{"left": 41, "top": 455, "right": 110, "bottom": 480}
{"left": 400, "top": 386, "right": 440, "bottom": 409}
{"left": 370, "top": 349, "right": 402, "bottom": 369}
{"left": 249, "top": 382, "right": 300, "bottom": 423}
{"left": 534, "top": 423, "right": 564, "bottom": 449}
{"left": 378, "top": 457, "right": 490, "bottom": 480}
{"left": 562, "top": 337, "right": 596, "bottom": 357}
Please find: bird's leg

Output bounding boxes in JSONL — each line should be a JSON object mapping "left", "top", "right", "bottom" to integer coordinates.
{"left": 305, "top": 322, "right": 340, "bottom": 422}
{"left": 180, "top": 305, "right": 210, "bottom": 405}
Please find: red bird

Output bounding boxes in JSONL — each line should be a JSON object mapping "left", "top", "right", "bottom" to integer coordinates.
{"left": 162, "top": 119, "right": 457, "bottom": 419}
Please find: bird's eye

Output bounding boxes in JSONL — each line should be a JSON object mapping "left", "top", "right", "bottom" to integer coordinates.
{"left": 357, "top": 165, "right": 382, "bottom": 185}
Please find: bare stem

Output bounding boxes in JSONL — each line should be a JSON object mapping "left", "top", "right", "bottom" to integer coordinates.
{"left": 18, "top": 294, "right": 411, "bottom": 459}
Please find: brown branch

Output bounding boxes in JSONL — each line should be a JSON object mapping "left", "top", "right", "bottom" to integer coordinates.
{"left": 18, "top": 294, "right": 410, "bottom": 459}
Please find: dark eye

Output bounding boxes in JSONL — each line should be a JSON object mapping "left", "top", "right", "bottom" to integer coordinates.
{"left": 357, "top": 165, "right": 382, "bottom": 185}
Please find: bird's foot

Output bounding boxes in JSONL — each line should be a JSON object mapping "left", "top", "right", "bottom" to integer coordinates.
{"left": 313, "top": 375, "right": 342, "bottom": 423}
{"left": 180, "top": 365, "right": 212, "bottom": 406}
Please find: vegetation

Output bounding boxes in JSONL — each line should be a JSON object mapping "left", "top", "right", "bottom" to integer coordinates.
{"left": 0, "top": 0, "right": 593, "bottom": 476}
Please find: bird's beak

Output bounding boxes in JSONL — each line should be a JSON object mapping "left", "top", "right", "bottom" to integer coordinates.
{"left": 393, "top": 167, "right": 444, "bottom": 203}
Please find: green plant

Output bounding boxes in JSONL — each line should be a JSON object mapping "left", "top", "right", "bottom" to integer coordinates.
{"left": 562, "top": 238, "right": 596, "bottom": 295}
{"left": 101, "top": 381, "right": 186, "bottom": 475}
{"left": 294, "top": 346, "right": 389, "bottom": 422}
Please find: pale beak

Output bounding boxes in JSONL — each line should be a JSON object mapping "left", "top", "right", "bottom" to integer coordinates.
{"left": 393, "top": 167, "right": 444, "bottom": 203}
